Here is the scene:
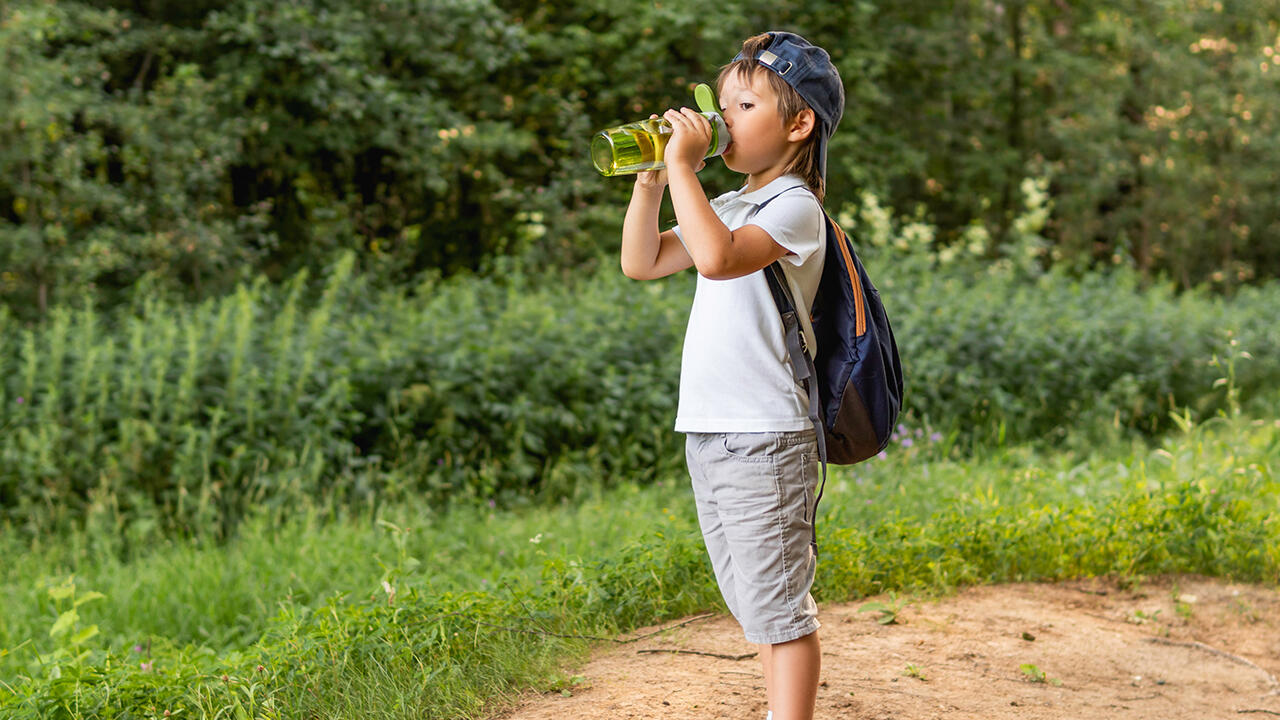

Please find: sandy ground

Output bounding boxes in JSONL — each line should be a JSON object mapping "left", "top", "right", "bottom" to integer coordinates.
{"left": 496, "top": 576, "right": 1280, "bottom": 720}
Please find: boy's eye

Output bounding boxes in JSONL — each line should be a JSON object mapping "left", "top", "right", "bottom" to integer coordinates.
{"left": 740, "top": 102, "right": 753, "bottom": 110}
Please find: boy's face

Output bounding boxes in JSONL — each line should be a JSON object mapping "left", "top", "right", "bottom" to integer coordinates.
{"left": 717, "top": 68, "right": 800, "bottom": 178}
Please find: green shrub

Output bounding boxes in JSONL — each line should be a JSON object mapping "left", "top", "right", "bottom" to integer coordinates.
{"left": 881, "top": 256, "right": 1280, "bottom": 442}
{"left": 0, "top": 254, "right": 692, "bottom": 537}
{"left": 3, "top": 247, "right": 1280, "bottom": 535}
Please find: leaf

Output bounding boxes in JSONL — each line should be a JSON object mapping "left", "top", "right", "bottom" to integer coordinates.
{"left": 74, "top": 591, "right": 106, "bottom": 607}
{"left": 1019, "top": 663, "right": 1048, "bottom": 683}
{"left": 48, "top": 581, "right": 75, "bottom": 602}
{"left": 70, "top": 625, "right": 100, "bottom": 646}
{"left": 49, "top": 609, "right": 79, "bottom": 638}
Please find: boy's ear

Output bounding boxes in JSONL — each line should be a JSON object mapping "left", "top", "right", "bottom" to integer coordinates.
{"left": 787, "top": 108, "right": 816, "bottom": 143}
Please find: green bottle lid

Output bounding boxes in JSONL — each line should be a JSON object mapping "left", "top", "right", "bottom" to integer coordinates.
{"left": 694, "top": 83, "right": 730, "bottom": 158}
{"left": 694, "top": 83, "right": 718, "bottom": 114}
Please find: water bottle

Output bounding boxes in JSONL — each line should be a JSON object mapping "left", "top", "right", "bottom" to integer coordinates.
{"left": 593, "top": 83, "right": 730, "bottom": 177}
{"left": 592, "top": 110, "right": 730, "bottom": 176}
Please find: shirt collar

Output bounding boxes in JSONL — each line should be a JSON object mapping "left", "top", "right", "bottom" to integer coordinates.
{"left": 735, "top": 175, "right": 809, "bottom": 206}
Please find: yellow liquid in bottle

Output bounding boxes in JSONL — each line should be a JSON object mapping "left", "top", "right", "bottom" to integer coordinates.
{"left": 591, "top": 113, "right": 724, "bottom": 176}
{"left": 592, "top": 119, "right": 670, "bottom": 176}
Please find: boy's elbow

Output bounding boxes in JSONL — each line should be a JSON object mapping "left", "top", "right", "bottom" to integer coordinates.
{"left": 690, "top": 231, "right": 739, "bottom": 280}
{"left": 694, "top": 252, "right": 735, "bottom": 281}
{"left": 620, "top": 258, "right": 651, "bottom": 281}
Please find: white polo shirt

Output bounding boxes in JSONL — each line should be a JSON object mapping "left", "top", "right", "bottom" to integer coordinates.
{"left": 671, "top": 175, "right": 825, "bottom": 433}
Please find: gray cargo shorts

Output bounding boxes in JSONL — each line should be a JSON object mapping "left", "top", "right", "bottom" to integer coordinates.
{"left": 685, "top": 430, "right": 821, "bottom": 645}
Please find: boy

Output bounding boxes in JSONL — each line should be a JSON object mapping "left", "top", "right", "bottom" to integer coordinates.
{"left": 619, "top": 31, "right": 845, "bottom": 720}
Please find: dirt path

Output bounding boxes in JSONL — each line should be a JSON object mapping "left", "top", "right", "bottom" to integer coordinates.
{"left": 497, "top": 576, "right": 1280, "bottom": 719}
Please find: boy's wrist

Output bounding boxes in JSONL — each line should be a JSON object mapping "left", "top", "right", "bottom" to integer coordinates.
{"left": 633, "top": 179, "right": 666, "bottom": 195}
{"left": 665, "top": 163, "right": 700, "bottom": 187}
{"left": 665, "top": 159, "right": 696, "bottom": 175}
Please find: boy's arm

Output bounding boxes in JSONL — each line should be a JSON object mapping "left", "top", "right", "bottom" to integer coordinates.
{"left": 620, "top": 169, "right": 694, "bottom": 281}
{"left": 664, "top": 107, "right": 789, "bottom": 280}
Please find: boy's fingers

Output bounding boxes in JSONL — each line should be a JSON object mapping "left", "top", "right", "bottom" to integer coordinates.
{"left": 681, "top": 107, "right": 710, "bottom": 131}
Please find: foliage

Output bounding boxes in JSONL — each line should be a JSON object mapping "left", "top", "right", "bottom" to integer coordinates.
{"left": 0, "top": 2, "right": 255, "bottom": 314}
{"left": 200, "top": 0, "right": 534, "bottom": 276}
{"left": 3, "top": 237, "right": 1280, "bottom": 535}
{"left": 7, "top": 0, "right": 1280, "bottom": 313}
{"left": 1019, "top": 663, "right": 1062, "bottom": 686}
{"left": 818, "top": 418, "right": 1280, "bottom": 596}
{"left": 857, "top": 591, "right": 907, "bottom": 625}
{"left": 853, "top": 183, "right": 1280, "bottom": 444}
{"left": 1, "top": 415, "right": 1277, "bottom": 717}
{"left": 0, "top": 253, "right": 692, "bottom": 538}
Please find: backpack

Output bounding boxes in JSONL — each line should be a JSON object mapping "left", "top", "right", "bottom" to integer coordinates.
{"left": 759, "top": 191, "right": 904, "bottom": 542}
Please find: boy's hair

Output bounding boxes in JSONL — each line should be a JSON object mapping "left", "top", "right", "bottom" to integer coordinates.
{"left": 717, "top": 33, "right": 826, "bottom": 201}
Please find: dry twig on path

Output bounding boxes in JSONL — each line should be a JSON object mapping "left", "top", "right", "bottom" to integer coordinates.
{"left": 637, "top": 648, "right": 758, "bottom": 661}
{"left": 620, "top": 613, "right": 718, "bottom": 643}
{"left": 1144, "top": 638, "right": 1280, "bottom": 691}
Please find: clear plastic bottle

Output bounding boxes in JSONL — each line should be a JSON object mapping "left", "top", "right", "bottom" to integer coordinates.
{"left": 591, "top": 112, "right": 730, "bottom": 176}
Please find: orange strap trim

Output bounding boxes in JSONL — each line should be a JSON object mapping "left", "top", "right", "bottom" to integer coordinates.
{"left": 830, "top": 219, "right": 866, "bottom": 337}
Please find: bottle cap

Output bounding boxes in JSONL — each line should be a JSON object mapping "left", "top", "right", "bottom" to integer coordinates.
{"left": 694, "top": 83, "right": 730, "bottom": 158}
{"left": 694, "top": 83, "right": 718, "bottom": 114}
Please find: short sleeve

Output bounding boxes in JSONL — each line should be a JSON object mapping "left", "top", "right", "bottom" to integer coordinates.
{"left": 744, "top": 189, "right": 823, "bottom": 268}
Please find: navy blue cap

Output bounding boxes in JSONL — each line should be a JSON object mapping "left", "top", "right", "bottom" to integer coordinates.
{"left": 732, "top": 31, "right": 845, "bottom": 181}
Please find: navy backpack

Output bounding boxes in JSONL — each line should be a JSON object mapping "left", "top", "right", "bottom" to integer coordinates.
{"left": 761, "top": 193, "right": 904, "bottom": 543}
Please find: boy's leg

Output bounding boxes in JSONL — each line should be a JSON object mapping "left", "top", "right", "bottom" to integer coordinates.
{"left": 769, "top": 629, "right": 820, "bottom": 720}
{"left": 759, "top": 643, "right": 774, "bottom": 713}
{"left": 691, "top": 431, "right": 820, "bottom": 717}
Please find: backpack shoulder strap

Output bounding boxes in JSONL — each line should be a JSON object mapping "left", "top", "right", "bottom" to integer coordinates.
{"left": 764, "top": 263, "right": 828, "bottom": 555}
{"left": 758, "top": 183, "right": 830, "bottom": 554}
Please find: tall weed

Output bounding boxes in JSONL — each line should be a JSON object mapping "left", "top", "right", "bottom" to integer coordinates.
{"left": 2, "top": 245, "right": 1279, "bottom": 536}
{"left": 0, "top": 255, "right": 690, "bottom": 537}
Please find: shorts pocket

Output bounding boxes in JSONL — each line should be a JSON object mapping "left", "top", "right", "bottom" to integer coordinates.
{"left": 719, "top": 433, "right": 775, "bottom": 463}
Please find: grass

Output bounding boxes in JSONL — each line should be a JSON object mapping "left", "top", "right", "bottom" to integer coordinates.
{"left": 0, "top": 477, "right": 700, "bottom": 667}
{"left": 1, "top": 414, "right": 1278, "bottom": 717}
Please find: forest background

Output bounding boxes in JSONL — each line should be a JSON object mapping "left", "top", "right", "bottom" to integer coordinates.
{"left": 6, "top": 0, "right": 1280, "bottom": 316}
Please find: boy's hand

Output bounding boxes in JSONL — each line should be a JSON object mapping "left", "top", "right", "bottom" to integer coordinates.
{"left": 634, "top": 166, "right": 667, "bottom": 190}
{"left": 663, "top": 107, "right": 710, "bottom": 174}
{"left": 635, "top": 115, "right": 669, "bottom": 190}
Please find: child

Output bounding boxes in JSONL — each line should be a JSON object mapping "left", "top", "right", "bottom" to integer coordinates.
{"left": 619, "top": 31, "right": 844, "bottom": 720}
